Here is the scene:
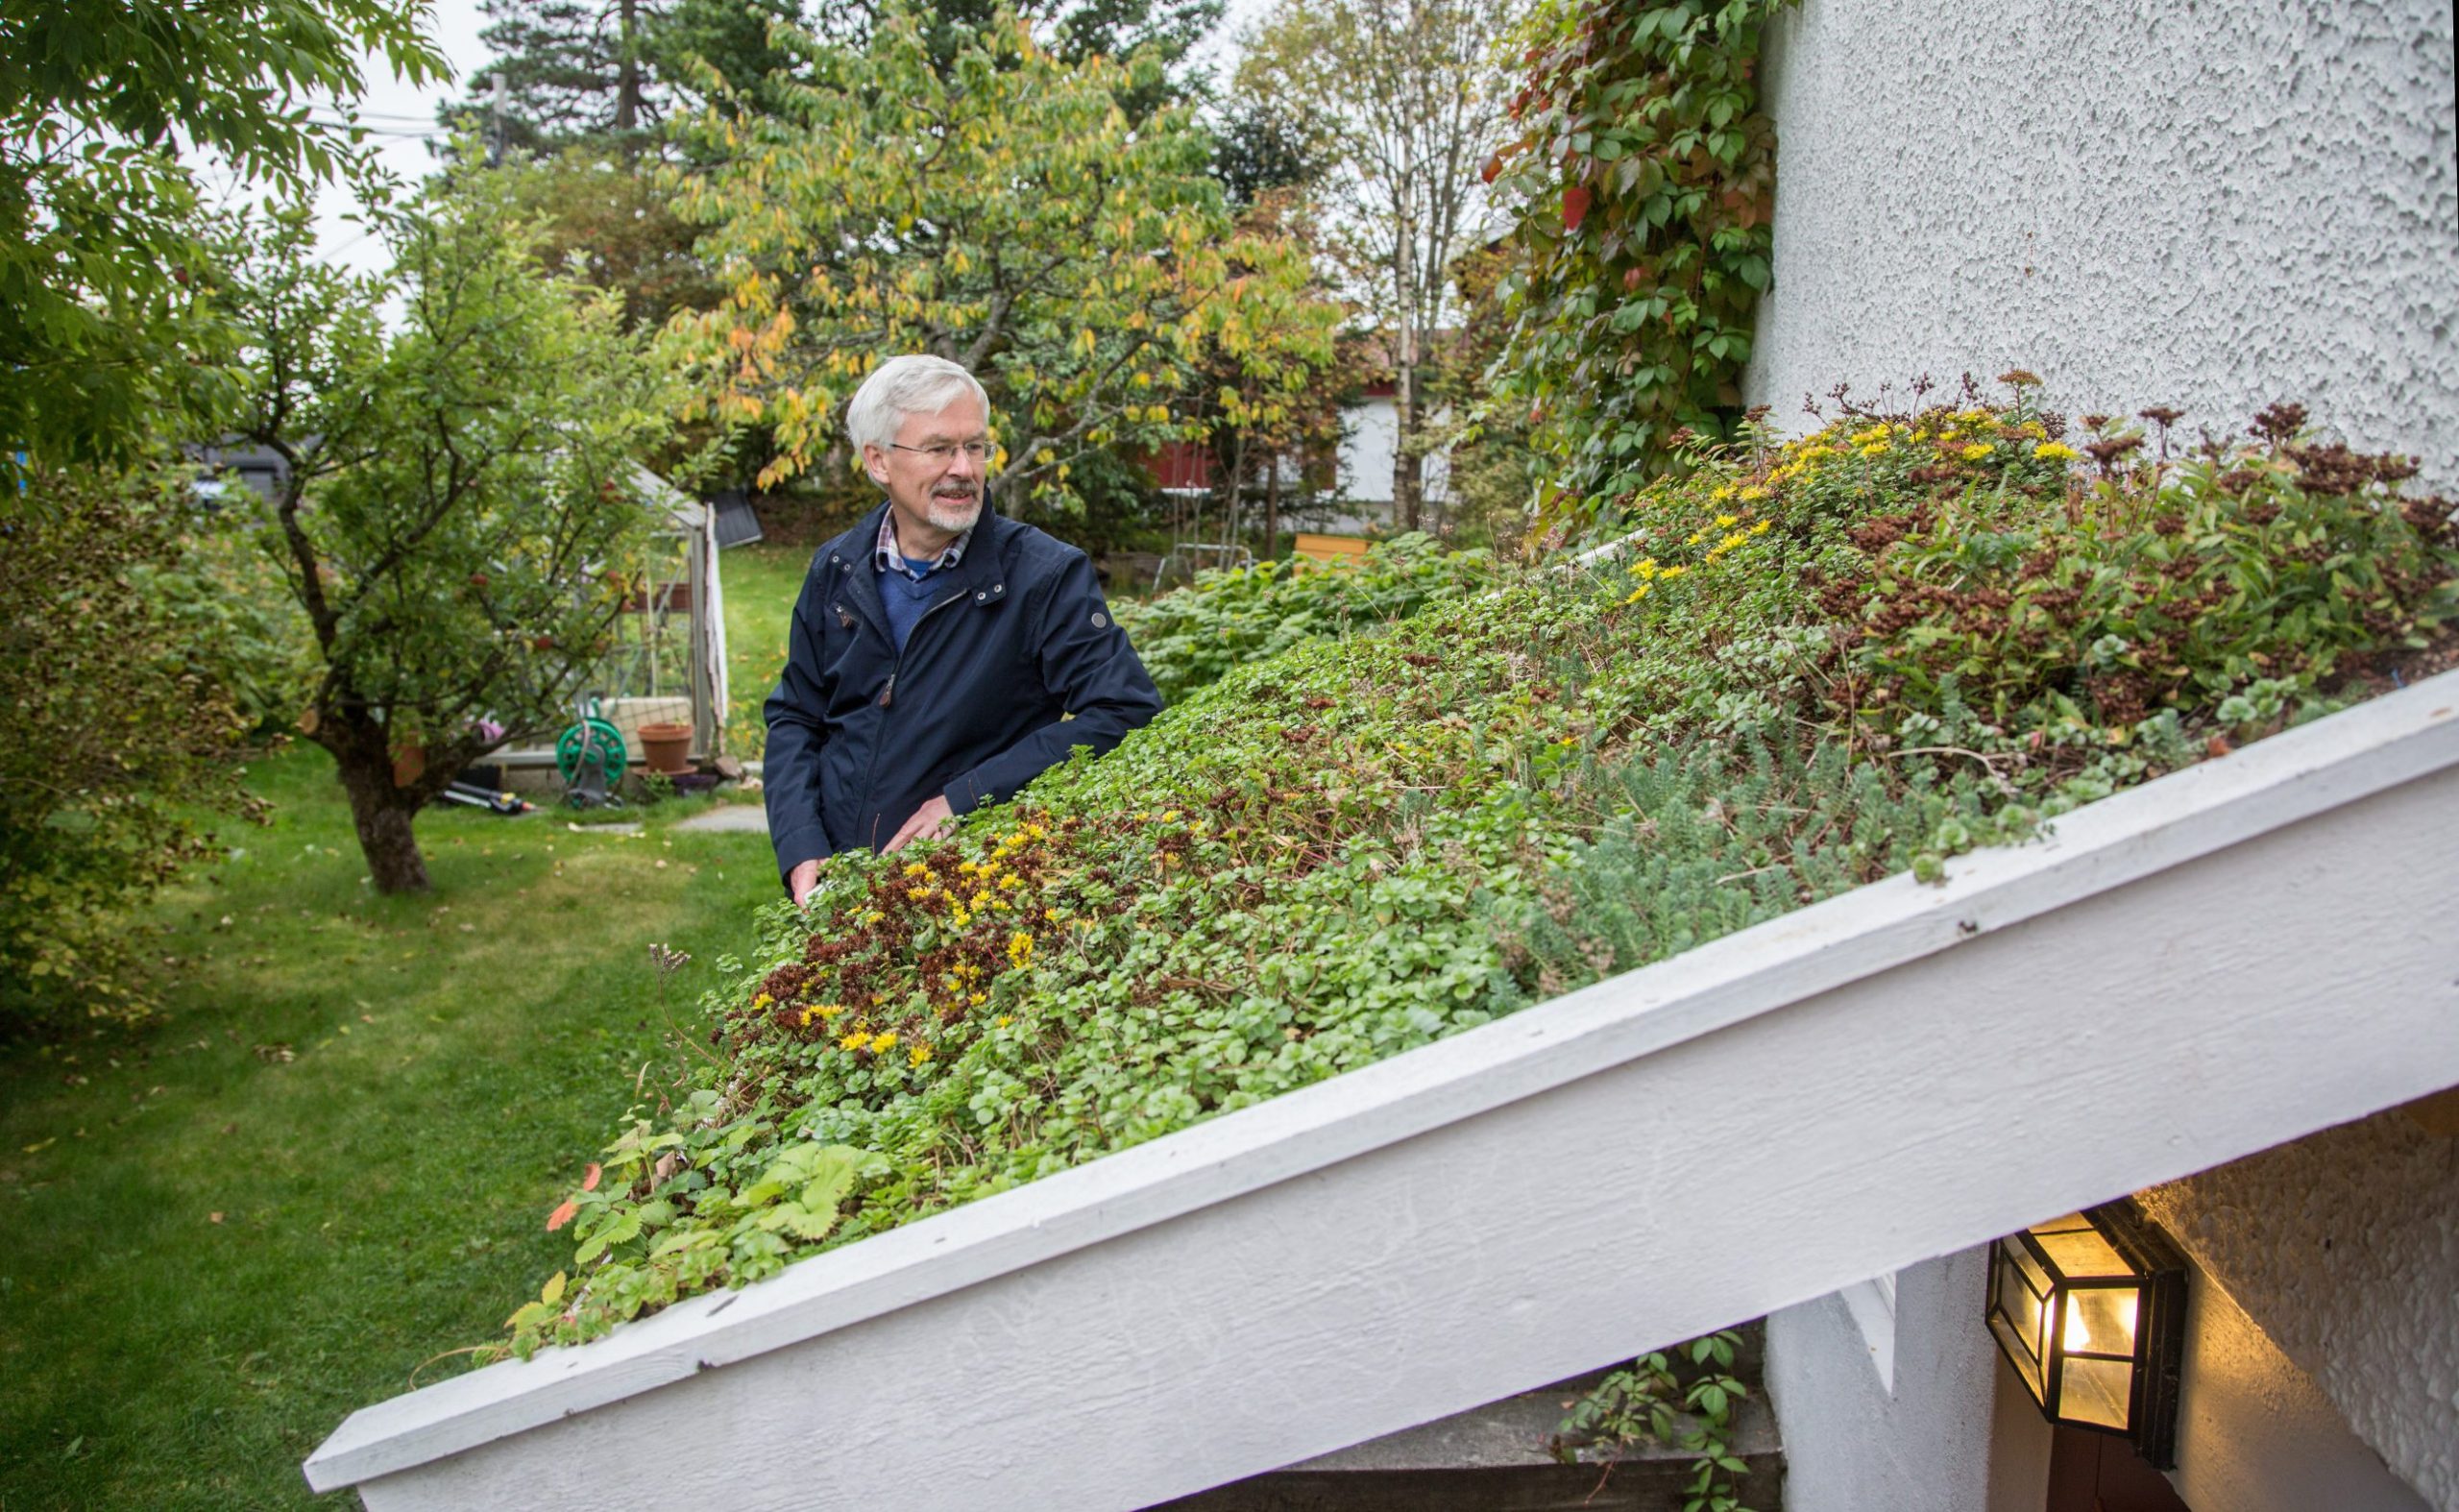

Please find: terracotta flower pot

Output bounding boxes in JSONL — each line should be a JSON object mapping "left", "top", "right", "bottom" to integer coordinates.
{"left": 636, "top": 721, "right": 694, "bottom": 776}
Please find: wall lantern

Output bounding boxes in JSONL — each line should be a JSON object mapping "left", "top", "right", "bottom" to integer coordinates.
{"left": 1985, "top": 1200, "right": 2187, "bottom": 1468}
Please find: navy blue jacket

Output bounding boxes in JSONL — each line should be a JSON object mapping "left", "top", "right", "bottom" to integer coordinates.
{"left": 764, "top": 499, "right": 1162, "bottom": 885}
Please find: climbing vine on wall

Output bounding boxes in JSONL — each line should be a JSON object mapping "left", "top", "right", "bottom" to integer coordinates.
{"left": 1487, "top": 0, "right": 1793, "bottom": 531}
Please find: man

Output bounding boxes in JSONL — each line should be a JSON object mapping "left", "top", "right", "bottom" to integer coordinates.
{"left": 766, "top": 354, "right": 1162, "bottom": 903}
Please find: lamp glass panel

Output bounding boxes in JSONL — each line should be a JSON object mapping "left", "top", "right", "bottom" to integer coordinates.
{"left": 2008, "top": 1234, "right": 2054, "bottom": 1296}
{"left": 1992, "top": 1248, "right": 2050, "bottom": 1361}
{"left": 1988, "top": 1309, "right": 2045, "bottom": 1400}
{"left": 2065, "top": 1284, "right": 2140, "bottom": 1357}
{"left": 2033, "top": 1219, "right": 2128, "bottom": 1279}
{"left": 2057, "top": 1354, "right": 2134, "bottom": 1430}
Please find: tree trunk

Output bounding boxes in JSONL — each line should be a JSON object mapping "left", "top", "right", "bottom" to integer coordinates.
{"left": 1263, "top": 450, "right": 1280, "bottom": 562}
{"left": 1392, "top": 186, "right": 1422, "bottom": 533}
{"left": 329, "top": 716, "right": 431, "bottom": 894}
{"left": 614, "top": 0, "right": 643, "bottom": 134}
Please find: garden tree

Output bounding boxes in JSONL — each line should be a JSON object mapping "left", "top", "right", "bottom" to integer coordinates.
{"left": 0, "top": 466, "right": 262, "bottom": 1034}
{"left": 476, "top": 147, "right": 717, "bottom": 330}
{"left": 795, "top": 0, "right": 1224, "bottom": 117}
{"left": 438, "top": 0, "right": 812, "bottom": 153}
{"left": 1186, "top": 186, "right": 1356, "bottom": 559}
{"left": 667, "top": 3, "right": 1337, "bottom": 516}
{"left": 221, "top": 194, "right": 672, "bottom": 894}
{"left": 1484, "top": 0, "right": 1787, "bottom": 527}
{"left": 0, "top": 0, "right": 443, "bottom": 491}
{"left": 1419, "top": 234, "right": 1543, "bottom": 549}
{"left": 1237, "top": 0, "right": 1522, "bottom": 531}
{"left": 1211, "top": 94, "right": 1327, "bottom": 211}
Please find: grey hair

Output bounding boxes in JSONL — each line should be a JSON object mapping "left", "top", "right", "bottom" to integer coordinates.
{"left": 843, "top": 354, "right": 991, "bottom": 458}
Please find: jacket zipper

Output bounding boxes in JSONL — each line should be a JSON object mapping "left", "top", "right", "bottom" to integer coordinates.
{"left": 856, "top": 583, "right": 973, "bottom": 845}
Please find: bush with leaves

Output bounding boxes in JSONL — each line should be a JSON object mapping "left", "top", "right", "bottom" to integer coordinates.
{"left": 1110, "top": 533, "right": 1499, "bottom": 702}
{"left": 1486, "top": 0, "right": 1792, "bottom": 529}
{"left": 494, "top": 387, "right": 2453, "bottom": 1362}
{"left": 0, "top": 467, "right": 263, "bottom": 1034}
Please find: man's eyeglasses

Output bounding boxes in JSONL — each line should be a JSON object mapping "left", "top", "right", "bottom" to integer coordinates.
{"left": 889, "top": 441, "right": 993, "bottom": 465}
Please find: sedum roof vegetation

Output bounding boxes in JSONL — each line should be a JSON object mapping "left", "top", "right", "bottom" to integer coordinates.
{"left": 499, "top": 385, "right": 2457, "bottom": 1358}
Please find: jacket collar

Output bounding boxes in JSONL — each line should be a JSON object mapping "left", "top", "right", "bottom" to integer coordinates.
{"left": 828, "top": 496, "right": 1010, "bottom": 644}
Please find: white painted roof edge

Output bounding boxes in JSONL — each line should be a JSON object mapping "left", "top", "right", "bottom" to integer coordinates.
{"left": 304, "top": 666, "right": 2459, "bottom": 1493}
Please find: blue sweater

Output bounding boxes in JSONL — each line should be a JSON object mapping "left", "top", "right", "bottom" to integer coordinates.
{"left": 879, "top": 559, "right": 944, "bottom": 652}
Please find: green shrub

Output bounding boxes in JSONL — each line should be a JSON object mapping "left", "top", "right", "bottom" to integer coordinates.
{"left": 0, "top": 466, "right": 262, "bottom": 1034}
{"left": 1111, "top": 532, "right": 1498, "bottom": 703}
{"left": 126, "top": 503, "right": 313, "bottom": 735}
{"left": 498, "top": 392, "right": 2454, "bottom": 1357}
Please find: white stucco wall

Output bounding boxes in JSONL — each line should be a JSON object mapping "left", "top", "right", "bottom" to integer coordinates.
{"left": 2163, "top": 1257, "right": 2430, "bottom": 1512}
{"left": 2141, "top": 1105, "right": 2459, "bottom": 1509}
{"left": 1765, "top": 1247, "right": 2054, "bottom": 1512}
{"left": 1744, "top": 0, "right": 2459, "bottom": 484}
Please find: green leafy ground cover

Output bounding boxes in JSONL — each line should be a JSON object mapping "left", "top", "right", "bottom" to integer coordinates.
{"left": 506, "top": 390, "right": 2457, "bottom": 1367}
{"left": 1112, "top": 533, "right": 1501, "bottom": 703}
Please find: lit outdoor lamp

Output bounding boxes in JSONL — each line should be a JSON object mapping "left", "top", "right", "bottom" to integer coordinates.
{"left": 1985, "top": 1201, "right": 2187, "bottom": 1468}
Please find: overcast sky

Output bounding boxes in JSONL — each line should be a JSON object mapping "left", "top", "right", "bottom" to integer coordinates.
{"left": 202, "top": 0, "right": 1268, "bottom": 284}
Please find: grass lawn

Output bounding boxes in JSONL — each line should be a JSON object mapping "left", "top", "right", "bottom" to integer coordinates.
{"left": 0, "top": 748, "right": 779, "bottom": 1509}
{"left": 719, "top": 541, "right": 808, "bottom": 761}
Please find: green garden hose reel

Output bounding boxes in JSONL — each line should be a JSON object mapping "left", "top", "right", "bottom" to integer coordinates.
{"left": 554, "top": 697, "right": 627, "bottom": 807}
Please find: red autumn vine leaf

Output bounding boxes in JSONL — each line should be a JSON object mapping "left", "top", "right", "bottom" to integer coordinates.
{"left": 547, "top": 1199, "right": 578, "bottom": 1232}
{"left": 582, "top": 1162, "right": 602, "bottom": 1192}
{"left": 1481, "top": 152, "right": 1504, "bottom": 184}
{"left": 1563, "top": 185, "right": 1592, "bottom": 232}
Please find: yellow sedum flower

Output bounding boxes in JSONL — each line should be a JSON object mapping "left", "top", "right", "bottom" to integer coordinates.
{"left": 1714, "top": 513, "right": 1741, "bottom": 528}
{"left": 2033, "top": 441, "right": 2079, "bottom": 463}
{"left": 909, "top": 1044, "right": 933, "bottom": 1066}
{"left": 902, "top": 863, "right": 928, "bottom": 878}
{"left": 838, "top": 1028, "right": 869, "bottom": 1051}
{"left": 1961, "top": 443, "right": 1994, "bottom": 461}
{"left": 869, "top": 1031, "right": 898, "bottom": 1054}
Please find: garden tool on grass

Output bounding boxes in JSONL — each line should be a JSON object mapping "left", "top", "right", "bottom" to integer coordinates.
{"left": 440, "top": 782, "right": 533, "bottom": 816}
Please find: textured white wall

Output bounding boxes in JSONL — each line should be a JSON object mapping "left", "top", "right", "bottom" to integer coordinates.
{"left": 2141, "top": 1106, "right": 2459, "bottom": 1509}
{"left": 1765, "top": 1248, "right": 2055, "bottom": 1512}
{"left": 1744, "top": 0, "right": 2459, "bottom": 483}
{"left": 2162, "top": 1256, "right": 2430, "bottom": 1512}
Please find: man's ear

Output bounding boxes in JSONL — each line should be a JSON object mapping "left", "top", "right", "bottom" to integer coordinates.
{"left": 860, "top": 445, "right": 889, "bottom": 487}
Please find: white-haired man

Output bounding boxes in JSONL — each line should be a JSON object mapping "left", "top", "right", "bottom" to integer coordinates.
{"left": 765, "top": 354, "right": 1162, "bottom": 902}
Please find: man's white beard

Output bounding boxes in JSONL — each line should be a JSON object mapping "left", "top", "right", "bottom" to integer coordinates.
{"left": 924, "top": 488, "right": 981, "bottom": 534}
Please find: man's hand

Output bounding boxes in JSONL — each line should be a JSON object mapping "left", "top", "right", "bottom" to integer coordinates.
{"left": 884, "top": 794, "right": 955, "bottom": 853}
{"left": 788, "top": 859, "right": 822, "bottom": 907}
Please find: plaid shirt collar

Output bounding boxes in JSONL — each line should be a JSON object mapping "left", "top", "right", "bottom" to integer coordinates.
{"left": 873, "top": 512, "right": 971, "bottom": 580}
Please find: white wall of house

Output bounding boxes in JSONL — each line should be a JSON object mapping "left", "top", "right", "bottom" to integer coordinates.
{"left": 1764, "top": 1247, "right": 2054, "bottom": 1512}
{"left": 1334, "top": 396, "right": 1451, "bottom": 514}
{"left": 2162, "top": 1255, "right": 2430, "bottom": 1512}
{"left": 1742, "top": 0, "right": 2459, "bottom": 485}
{"left": 2141, "top": 1105, "right": 2457, "bottom": 1509}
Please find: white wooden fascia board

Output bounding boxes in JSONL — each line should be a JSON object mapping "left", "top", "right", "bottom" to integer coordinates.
{"left": 303, "top": 668, "right": 2459, "bottom": 1494}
